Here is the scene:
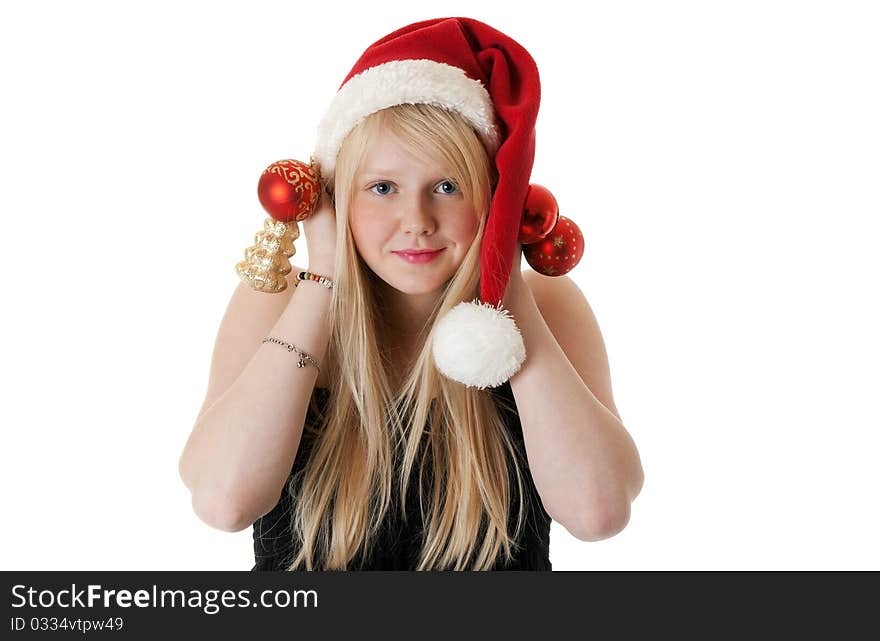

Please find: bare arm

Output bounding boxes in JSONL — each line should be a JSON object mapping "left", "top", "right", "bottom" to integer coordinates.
{"left": 178, "top": 262, "right": 334, "bottom": 532}
{"left": 507, "top": 272, "right": 643, "bottom": 542}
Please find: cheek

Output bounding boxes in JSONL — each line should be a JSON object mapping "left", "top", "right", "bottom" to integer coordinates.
{"left": 349, "top": 209, "right": 386, "bottom": 254}
{"left": 450, "top": 212, "right": 481, "bottom": 243}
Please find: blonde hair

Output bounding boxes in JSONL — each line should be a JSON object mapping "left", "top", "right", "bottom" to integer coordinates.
{"left": 286, "top": 103, "right": 528, "bottom": 570}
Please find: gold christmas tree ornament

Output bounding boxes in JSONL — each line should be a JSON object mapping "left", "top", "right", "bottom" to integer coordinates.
{"left": 235, "top": 218, "right": 300, "bottom": 293}
{"left": 235, "top": 158, "right": 323, "bottom": 294}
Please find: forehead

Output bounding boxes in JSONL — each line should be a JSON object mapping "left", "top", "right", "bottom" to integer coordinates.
{"left": 357, "top": 128, "right": 447, "bottom": 177}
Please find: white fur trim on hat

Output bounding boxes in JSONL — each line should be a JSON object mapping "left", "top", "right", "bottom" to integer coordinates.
{"left": 313, "top": 59, "right": 500, "bottom": 178}
{"left": 431, "top": 300, "right": 526, "bottom": 390}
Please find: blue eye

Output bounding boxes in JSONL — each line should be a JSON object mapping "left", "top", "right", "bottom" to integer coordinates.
{"left": 437, "top": 180, "right": 459, "bottom": 195}
{"left": 369, "top": 182, "right": 394, "bottom": 196}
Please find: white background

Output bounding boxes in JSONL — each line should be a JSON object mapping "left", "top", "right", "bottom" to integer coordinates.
{"left": 1, "top": 0, "right": 878, "bottom": 570}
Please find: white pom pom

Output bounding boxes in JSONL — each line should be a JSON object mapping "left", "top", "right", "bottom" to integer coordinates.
{"left": 431, "top": 300, "right": 526, "bottom": 389}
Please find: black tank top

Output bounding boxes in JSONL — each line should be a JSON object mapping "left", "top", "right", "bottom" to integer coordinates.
{"left": 251, "top": 380, "right": 552, "bottom": 571}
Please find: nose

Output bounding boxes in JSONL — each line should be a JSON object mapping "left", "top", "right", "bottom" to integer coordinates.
{"left": 399, "top": 195, "right": 437, "bottom": 235}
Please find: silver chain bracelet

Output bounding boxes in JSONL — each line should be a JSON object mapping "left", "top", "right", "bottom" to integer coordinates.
{"left": 262, "top": 336, "right": 321, "bottom": 373}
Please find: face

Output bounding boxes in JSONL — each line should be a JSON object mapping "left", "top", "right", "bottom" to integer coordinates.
{"left": 349, "top": 129, "right": 480, "bottom": 299}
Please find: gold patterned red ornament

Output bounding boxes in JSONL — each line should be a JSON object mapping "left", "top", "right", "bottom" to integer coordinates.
{"left": 236, "top": 158, "right": 323, "bottom": 293}
{"left": 257, "top": 159, "right": 322, "bottom": 222}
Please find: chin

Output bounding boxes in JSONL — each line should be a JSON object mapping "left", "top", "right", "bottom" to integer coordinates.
{"left": 382, "top": 268, "right": 454, "bottom": 296}
{"left": 386, "top": 278, "right": 446, "bottom": 296}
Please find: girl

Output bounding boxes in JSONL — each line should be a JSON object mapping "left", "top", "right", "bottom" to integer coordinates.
{"left": 179, "top": 17, "right": 643, "bottom": 571}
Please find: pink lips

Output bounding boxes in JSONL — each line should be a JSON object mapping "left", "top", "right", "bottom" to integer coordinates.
{"left": 392, "top": 248, "right": 445, "bottom": 264}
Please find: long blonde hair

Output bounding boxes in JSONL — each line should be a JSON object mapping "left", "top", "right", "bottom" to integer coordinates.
{"left": 286, "top": 103, "right": 528, "bottom": 570}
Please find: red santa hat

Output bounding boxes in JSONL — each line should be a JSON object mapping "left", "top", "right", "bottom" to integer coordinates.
{"left": 312, "top": 16, "right": 541, "bottom": 390}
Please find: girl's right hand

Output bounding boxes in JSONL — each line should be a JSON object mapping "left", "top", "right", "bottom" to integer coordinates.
{"left": 302, "top": 186, "right": 337, "bottom": 274}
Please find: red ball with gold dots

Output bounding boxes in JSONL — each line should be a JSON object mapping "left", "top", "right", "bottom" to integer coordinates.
{"left": 523, "top": 215, "right": 585, "bottom": 276}
{"left": 257, "top": 159, "right": 321, "bottom": 223}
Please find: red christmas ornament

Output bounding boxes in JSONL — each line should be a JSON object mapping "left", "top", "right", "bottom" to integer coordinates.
{"left": 522, "top": 215, "right": 585, "bottom": 277}
{"left": 257, "top": 159, "right": 321, "bottom": 223}
{"left": 518, "top": 183, "right": 559, "bottom": 244}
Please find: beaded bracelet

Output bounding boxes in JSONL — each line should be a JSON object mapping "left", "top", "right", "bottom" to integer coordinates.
{"left": 261, "top": 336, "right": 321, "bottom": 373}
{"left": 295, "top": 270, "right": 335, "bottom": 290}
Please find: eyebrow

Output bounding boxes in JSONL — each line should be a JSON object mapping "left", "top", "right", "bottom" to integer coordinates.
{"left": 358, "top": 171, "right": 454, "bottom": 181}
